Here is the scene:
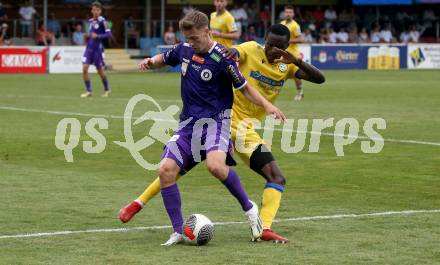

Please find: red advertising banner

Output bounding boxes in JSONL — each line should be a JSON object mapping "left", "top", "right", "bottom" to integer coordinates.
{"left": 0, "top": 47, "right": 47, "bottom": 73}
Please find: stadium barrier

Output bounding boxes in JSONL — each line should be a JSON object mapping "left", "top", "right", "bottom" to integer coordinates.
{"left": 1, "top": 44, "right": 440, "bottom": 74}
{"left": 0, "top": 46, "right": 47, "bottom": 73}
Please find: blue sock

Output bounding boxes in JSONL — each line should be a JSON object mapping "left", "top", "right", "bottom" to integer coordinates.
{"left": 161, "top": 184, "right": 183, "bottom": 234}
{"left": 101, "top": 77, "right": 109, "bottom": 91}
{"left": 222, "top": 168, "right": 253, "bottom": 211}
{"left": 84, "top": 80, "right": 91, "bottom": 92}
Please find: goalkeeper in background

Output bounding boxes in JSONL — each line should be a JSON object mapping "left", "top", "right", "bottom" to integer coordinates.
{"left": 120, "top": 24, "right": 325, "bottom": 244}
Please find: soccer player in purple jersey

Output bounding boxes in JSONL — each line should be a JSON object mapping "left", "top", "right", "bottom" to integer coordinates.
{"left": 80, "top": 1, "right": 112, "bottom": 98}
{"left": 138, "top": 11, "right": 286, "bottom": 246}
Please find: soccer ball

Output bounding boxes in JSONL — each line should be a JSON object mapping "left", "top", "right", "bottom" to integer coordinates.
{"left": 182, "top": 214, "right": 214, "bottom": 246}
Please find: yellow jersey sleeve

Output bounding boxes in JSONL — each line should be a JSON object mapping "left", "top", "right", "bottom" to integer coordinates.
{"left": 291, "top": 21, "right": 301, "bottom": 39}
{"left": 287, "top": 64, "right": 300, "bottom": 79}
{"left": 225, "top": 14, "right": 238, "bottom": 33}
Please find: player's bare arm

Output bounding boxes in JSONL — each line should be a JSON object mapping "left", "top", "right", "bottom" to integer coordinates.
{"left": 289, "top": 35, "right": 304, "bottom": 44}
{"left": 241, "top": 83, "right": 287, "bottom": 122}
{"left": 139, "top": 53, "right": 166, "bottom": 70}
{"left": 273, "top": 47, "right": 325, "bottom": 84}
{"left": 210, "top": 31, "right": 240, "bottom": 40}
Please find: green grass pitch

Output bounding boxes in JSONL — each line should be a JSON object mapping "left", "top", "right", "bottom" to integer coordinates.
{"left": 0, "top": 70, "right": 439, "bottom": 264}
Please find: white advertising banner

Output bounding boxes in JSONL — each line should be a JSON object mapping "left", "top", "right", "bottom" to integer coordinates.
{"left": 49, "top": 46, "right": 97, "bottom": 73}
{"left": 407, "top": 44, "right": 440, "bottom": 69}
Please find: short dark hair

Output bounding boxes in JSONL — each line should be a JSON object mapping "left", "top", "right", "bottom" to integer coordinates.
{"left": 267, "top": 24, "right": 290, "bottom": 41}
{"left": 179, "top": 10, "right": 209, "bottom": 31}
{"left": 285, "top": 5, "right": 294, "bottom": 10}
{"left": 91, "top": 1, "right": 102, "bottom": 9}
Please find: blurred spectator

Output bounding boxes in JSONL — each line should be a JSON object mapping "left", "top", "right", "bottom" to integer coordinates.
{"left": 230, "top": 3, "right": 247, "bottom": 36}
{"left": 126, "top": 15, "right": 140, "bottom": 48}
{"left": 339, "top": 9, "right": 351, "bottom": 25}
{"left": 294, "top": 7, "right": 304, "bottom": 23}
{"left": 259, "top": 5, "right": 270, "bottom": 37}
{"left": 318, "top": 28, "right": 329, "bottom": 43}
{"left": 47, "top": 12, "right": 62, "bottom": 38}
{"left": 399, "top": 27, "right": 410, "bottom": 43}
{"left": 328, "top": 28, "right": 337, "bottom": 43}
{"left": 370, "top": 24, "right": 381, "bottom": 43}
{"left": 312, "top": 6, "right": 325, "bottom": 27}
{"left": 0, "top": 22, "right": 11, "bottom": 46}
{"left": 348, "top": 26, "right": 359, "bottom": 43}
{"left": 72, "top": 23, "right": 84, "bottom": 45}
{"left": 303, "top": 28, "right": 314, "bottom": 43}
{"left": 19, "top": 1, "right": 37, "bottom": 37}
{"left": 0, "top": 2, "right": 8, "bottom": 23}
{"left": 348, "top": 8, "right": 359, "bottom": 23}
{"left": 182, "top": 5, "right": 194, "bottom": 17}
{"left": 363, "top": 8, "right": 376, "bottom": 29}
{"left": 36, "top": 24, "right": 55, "bottom": 46}
{"left": 379, "top": 24, "right": 394, "bottom": 43}
{"left": 324, "top": 6, "right": 337, "bottom": 22}
{"left": 337, "top": 27, "right": 349, "bottom": 43}
{"left": 244, "top": 25, "right": 257, "bottom": 42}
{"left": 358, "top": 27, "right": 370, "bottom": 43}
{"left": 409, "top": 24, "right": 420, "bottom": 43}
{"left": 423, "top": 9, "right": 438, "bottom": 21}
{"left": 164, "top": 25, "right": 177, "bottom": 45}
{"left": 247, "top": 3, "right": 258, "bottom": 27}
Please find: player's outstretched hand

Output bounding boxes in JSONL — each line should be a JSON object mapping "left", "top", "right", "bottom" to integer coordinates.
{"left": 273, "top": 47, "right": 300, "bottom": 65}
{"left": 265, "top": 103, "right": 287, "bottom": 123}
{"left": 221, "top": 47, "right": 239, "bottom": 61}
{"left": 139, "top": 58, "right": 155, "bottom": 71}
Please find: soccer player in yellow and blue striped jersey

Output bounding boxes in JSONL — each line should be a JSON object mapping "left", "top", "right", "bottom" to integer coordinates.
{"left": 209, "top": 0, "right": 239, "bottom": 48}
{"left": 119, "top": 24, "right": 324, "bottom": 243}
{"left": 280, "top": 5, "right": 305, "bottom": 101}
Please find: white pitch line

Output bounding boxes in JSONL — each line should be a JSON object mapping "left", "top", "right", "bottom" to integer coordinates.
{"left": 1, "top": 105, "right": 440, "bottom": 147}
{"left": 1, "top": 209, "right": 439, "bottom": 240}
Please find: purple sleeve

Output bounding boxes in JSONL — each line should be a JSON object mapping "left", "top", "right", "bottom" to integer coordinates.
{"left": 98, "top": 19, "right": 112, "bottom": 39}
{"left": 223, "top": 58, "right": 247, "bottom": 89}
{"left": 163, "top": 43, "right": 183, "bottom": 67}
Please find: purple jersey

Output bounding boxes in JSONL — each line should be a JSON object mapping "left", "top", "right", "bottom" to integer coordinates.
{"left": 163, "top": 42, "right": 247, "bottom": 122}
{"left": 86, "top": 16, "right": 111, "bottom": 51}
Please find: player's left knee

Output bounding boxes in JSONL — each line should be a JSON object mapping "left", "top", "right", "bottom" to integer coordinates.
{"left": 268, "top": 175, "right": 286, "bottom": 186}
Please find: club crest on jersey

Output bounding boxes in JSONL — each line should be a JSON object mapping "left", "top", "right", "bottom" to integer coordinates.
{"left": 201, "top": 69, "right": 212, "bottom": 81}
{"left": 278, "top": 63, "right": 287, "bottom": 72}
{"left": 94, "top": 23, "right": 99, "bottom": 29}
{"left": 192, "top": 55, "right": 205, "bottom": 64}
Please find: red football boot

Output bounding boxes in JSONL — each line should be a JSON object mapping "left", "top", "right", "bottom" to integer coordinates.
{"left": 119, "top": 201, "right": 143, "bottom": 223}
{"left": 261, "top": 229, "right": 289, "bottom": 244}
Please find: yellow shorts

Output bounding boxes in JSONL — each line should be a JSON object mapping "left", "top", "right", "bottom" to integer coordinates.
{"left": 230, "top": 112, "right": 265, "bottom": 165}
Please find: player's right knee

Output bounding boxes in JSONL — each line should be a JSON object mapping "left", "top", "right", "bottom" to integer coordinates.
{"left": 159, "top": 163, "right": 178, "bottom": 184}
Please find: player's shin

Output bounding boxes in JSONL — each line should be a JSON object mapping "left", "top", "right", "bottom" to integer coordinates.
{"left": 161, "top": 184, "right": 183, "bottom": 234}
{"left": 260, "top": 182, "right": 284, "bottom": 229}
{"left": 221, "top": 168, "right": 253, "bottom": 211}
{"left": 138, "top": 175, "right": 182, "bottom": 205}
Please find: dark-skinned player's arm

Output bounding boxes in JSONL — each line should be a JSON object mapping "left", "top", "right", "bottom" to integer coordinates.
{"left": 138, "top": 53, "right": 166, "bottom": 70}
{"left": 273, "top": 47, "right": 325, "bottom": 84}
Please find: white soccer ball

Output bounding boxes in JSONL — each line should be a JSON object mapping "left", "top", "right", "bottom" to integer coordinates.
{"left": 182, "top": 214, "right": 214, "bottom": 246}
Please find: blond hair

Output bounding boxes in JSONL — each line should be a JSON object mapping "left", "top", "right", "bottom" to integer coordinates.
{"left": 179, "top": 10, "right": 209, "bottom": 31}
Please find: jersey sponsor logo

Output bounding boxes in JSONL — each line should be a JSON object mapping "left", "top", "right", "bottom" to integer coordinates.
{"left": 210, "top": 52, "right": 221, "bottom": 63}
{"left": 278, "top": 63, "right": 287, "bottom": 72}
{"left": 192, "top": 54, "right": 205, "bottom": 64}
{"left": 250, "top": 71, "right": 284, "bottom": 87}
{"left": 182, "top": 58, "right": 190, "bottom": 63}
{"left": 191, "top": 63, "right": 201, "bottom": 72}
{"left": 181, "top": 62, "right": 188, "bottom": 76}
{"left": 201, "top": 69, "right": 212, "bottom": 81}
{"left": 227, "top": 64, "right": 242, "bottom": 84}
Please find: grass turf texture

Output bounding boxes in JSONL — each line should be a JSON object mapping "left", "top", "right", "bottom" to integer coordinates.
{"left": 0, "top": 70, "right": 439, "bottom": 264}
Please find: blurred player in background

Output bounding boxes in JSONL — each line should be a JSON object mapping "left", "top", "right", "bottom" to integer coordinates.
{"left": 81, "top": 1, "right": 112, "bottom": 98}
{"left": 280, "top": 5, "right": 305, "bottom": 101}
{"left": 120, "top": 24, "right": 325, "bottom": 244}
{"left": 209, "top": 0, "right": 239, "bottom": 48}
{"left": 134, "top": 11, "right": 286, "bottom": 246}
